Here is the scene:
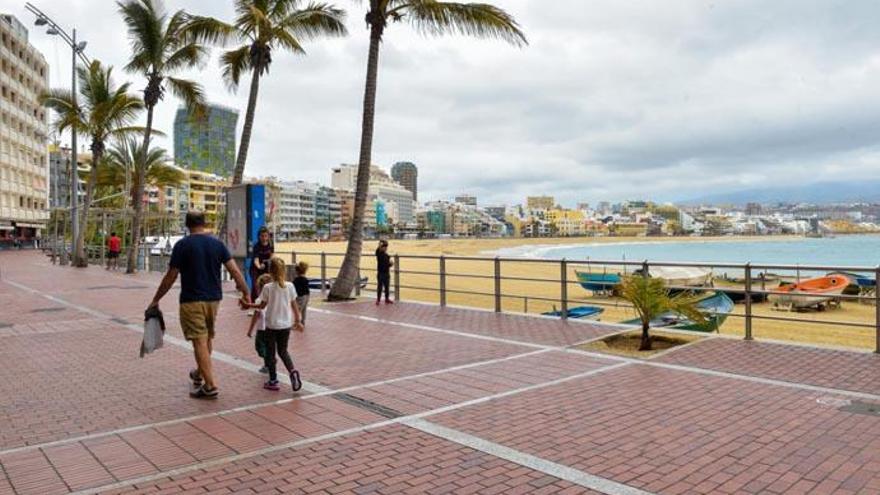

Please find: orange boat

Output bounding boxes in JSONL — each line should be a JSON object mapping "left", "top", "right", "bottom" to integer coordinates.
{"left": 769, "top": 274, "right": 850, "bottom": 309}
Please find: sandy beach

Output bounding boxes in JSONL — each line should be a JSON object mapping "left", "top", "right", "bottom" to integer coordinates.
{"left": 277, "top": 236, "right": 877, "bottom": 351}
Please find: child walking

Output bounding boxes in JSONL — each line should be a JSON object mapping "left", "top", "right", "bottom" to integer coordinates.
{"left": 292, "top": 262, "right": 310, "bottom": 327}
{"left": 247, "top": 274, "right": 273, "bottom": 373}
{"left": 251, "top": 257, "right": 304, "bottom": 392}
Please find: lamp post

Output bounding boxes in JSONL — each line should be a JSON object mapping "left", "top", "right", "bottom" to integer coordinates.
{"left": 25, "top": 3, "right": 88, "bottom": 265}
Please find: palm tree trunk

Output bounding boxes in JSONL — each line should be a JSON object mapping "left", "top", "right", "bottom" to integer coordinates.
{"left": 232, "top": 69, "right": 261, "bottom": 185}
{"left": 639, "top": 322, "right": 652, "bottom": 351}
{"left": 126, "top": 103, "right": 155, "bottom": 273}
{"left": 329, "top": 23, "right": 383, "bottom": 301}
{"left": 75, "top": 142, "right": 102, "bottom": 267}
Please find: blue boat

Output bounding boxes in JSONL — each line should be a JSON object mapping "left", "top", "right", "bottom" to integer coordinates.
{"left": 575, "top": 271, "right": 621, "bottom": 294}
{"left": 542, "top": 305, "right": 604, "bottom": 320}
{"left": 622, "top": 292, "right": 735, "bottom": 333}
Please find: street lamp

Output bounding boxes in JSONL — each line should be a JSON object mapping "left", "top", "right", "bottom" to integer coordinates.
{"left": 24, "top": 2, "right": 89, "bottom": 265}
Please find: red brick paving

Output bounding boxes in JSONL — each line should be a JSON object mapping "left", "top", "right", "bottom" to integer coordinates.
{"left": 327, "top": 301, "right": 619, "bottom": 346}
{"left": 5, "top": 251, "right": 880, "bottom": 494}
{"left": 656, "top": 337, "right": 880, "bottom": 396}
{"left": 102, "top": 425, "right": 595, "bottom": 495}
{"left": 431, "top": 364, "right": 880, "bottom": 494}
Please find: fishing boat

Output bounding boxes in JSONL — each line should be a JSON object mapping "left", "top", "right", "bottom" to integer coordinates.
{"left": 828, "top": 271, "right": 876, "bottom": 295}
{"left": 769, "top": 274, "right": 850, "bottom": 309}
{"left": 542, "top": 305, "right": 604, "bottom": 320}
{"left": 575, "top": 271, "right": 621, "bottom": 295}
{"left": 713, "top": 273, "right": 779, "bottom": 303}
{"left": 308, "top": 276, "right": 369, "bottom": 290}
{"left": 644, "top": 266, "right": 713, "bottom": 287}
{"left": 622, "top": 291, "right": 735, "bottom": 333}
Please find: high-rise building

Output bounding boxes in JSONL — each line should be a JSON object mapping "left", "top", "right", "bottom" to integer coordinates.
{"left": 173, "top": 104, "right": 238, "bottom": 177}
{"left": 0, "top": 15, "right": 49, "bottom": 243}
{"left": 331, "top": 164, "right": 415, "bottom": 224}
{"left": 527, "top": 196, "right": 555, "bottom": 210}
{"left": 391, "top": 161, "right": 417, "bottom": 201}
{"left": 455, "top": 194, "right": 477, "bottom": 207}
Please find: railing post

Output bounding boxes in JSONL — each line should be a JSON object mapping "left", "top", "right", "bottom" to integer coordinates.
{"left": 320, "top": 252, "right": 327, "bottom": 298}
{"left": 560, "top": 259, "right": 568, "bottom": 321}
{"left": 744, "top": 262, "right": 753, "bottom": 341}
{"left": 875, "top": 266, "right": 880, "bottom": 354}
{"left": 494, "top": 257, "right": 502, "bottom": 313}
{"left": 642, "top": 260, "right": 649, "bottom": 278}
{"left": 439, "top": 255, "right": 447, "bottom": 307}
{"left": 291, "top": 251, "right": 296, "bottom": 265}
{"left": 394, "top": 254, "right": 401, "bottom": 302}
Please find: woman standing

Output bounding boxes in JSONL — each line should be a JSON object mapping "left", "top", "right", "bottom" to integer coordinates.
{"left": 250, "top": 227, "right": 274, "bottom": 298}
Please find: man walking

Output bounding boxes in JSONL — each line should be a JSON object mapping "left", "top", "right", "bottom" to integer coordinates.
{"left": 106, "top": 232, "right": 122, "bottom": 270}
{"left": 148, "top": 211, "right": 250, "bottom": 399}
{"left": 375, "top": 240, "right": 393, "bottom": 305}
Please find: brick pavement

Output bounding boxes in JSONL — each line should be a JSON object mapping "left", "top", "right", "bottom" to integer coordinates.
{"left": 3, "top": 251, "right": 880, "bottom": 494}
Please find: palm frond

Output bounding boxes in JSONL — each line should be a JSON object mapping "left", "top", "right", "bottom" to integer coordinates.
{"left": 277, "top": 3, "right": 348, "bottom": 43}
{"left": 165, "top": 77, "right": 206, "bottom": 117}
{"left": 220, "top": 46, "right": 253, "bottom": 89}
{"left": 163, "top": 43, "right": 210, "bottom": 73}
{"left": 117, "top": 0, "right": 166, "bottom": 73}
{"left": 184, "top": 15, "right": 239, "bottom": 46}
{"left": 392, "top": 1, "right": 527, "bottom": 47}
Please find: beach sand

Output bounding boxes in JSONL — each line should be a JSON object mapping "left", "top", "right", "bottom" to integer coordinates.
{"left": 278, "top": 236, "right": 878, "bottom": 351}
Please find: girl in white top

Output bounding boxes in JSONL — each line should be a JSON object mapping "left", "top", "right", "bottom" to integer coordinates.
{"left": 250, "top": 257, "right": 303, "bottom": 392}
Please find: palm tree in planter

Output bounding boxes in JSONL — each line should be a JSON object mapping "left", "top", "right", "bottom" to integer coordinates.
{"left": 619, "top": 275, "right": 707, "bottom": 351}
{"left": 42, "top": 61, "right": 144, "bottom": 267}
{"left": 185, "top": 0, "right": 348, "bottom": 185}
{"left": 118, "top": 0, "right": 209, "bottom": 273}
{"left": 329, "top": 0, "right": 527, "bottom": 300}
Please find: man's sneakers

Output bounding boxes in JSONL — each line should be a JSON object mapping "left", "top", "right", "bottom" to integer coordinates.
{"left": 385, "top": 300, "right": 394, "bottom": 305}
{"left": 290, "top": 370, "right": 302, "bottom": 392}
{"left": 258, "top": 366, "right": 269, "bottom": 374}
{"left": 189, "top": 369, "right": 203, "bottom": 387}
{"left": 190, "top": 385, "right": 218, "bottom": 399}
{"left": 263, "top": 380, "right": 281, "bottom": 391}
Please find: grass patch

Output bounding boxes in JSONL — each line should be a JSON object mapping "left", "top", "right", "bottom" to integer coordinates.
{"left": 579, "top": 330, "right": 705, "bottom": 358}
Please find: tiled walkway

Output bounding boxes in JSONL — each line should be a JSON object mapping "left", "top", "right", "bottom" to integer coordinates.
{"left": 1, "top": 251, "right": 879, "bottom": 494}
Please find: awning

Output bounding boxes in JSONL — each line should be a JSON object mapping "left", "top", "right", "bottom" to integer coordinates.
{"left": 14, "top": 223, "right": 45, "bottom": 229}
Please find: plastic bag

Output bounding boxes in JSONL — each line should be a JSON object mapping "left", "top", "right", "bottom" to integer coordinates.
{"left": 141, "top": 306, "right": 165, "bottom": 358}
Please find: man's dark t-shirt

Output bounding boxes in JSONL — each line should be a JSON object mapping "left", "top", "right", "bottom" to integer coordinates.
{"left": 169, "top": 234, "right": 231, "bottom": 303}
{"left": 376, "top": 249, "right": 391, "bottom": 275}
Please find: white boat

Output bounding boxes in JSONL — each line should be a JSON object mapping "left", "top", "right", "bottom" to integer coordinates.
{"left": 646, "top": 266, "right": 713, "bottom": 287}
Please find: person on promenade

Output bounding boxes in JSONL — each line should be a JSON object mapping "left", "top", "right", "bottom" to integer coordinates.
{"left": 248, "top": 273, "right": 273, "bottom": 373}
{"left": 247, "top": 257, "right": 303, "bottom": 392}
{"left": 249, "top": 227, "right": 274, "bottom": 306}
{"left": 148, "top": 211, "right": 250, "bottom": 399}
{"left": 292, "top": 262, "right": 310, "bottom": 327}
{"left": 106, "top": 232, "right": 122, "bottom": 270}
{"left": 375, "top": 240, "right": 393, "bottom": 305}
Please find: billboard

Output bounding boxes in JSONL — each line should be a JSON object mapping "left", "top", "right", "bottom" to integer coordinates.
{"left": 226, "top": 185, "right": 248, "bottom": 258}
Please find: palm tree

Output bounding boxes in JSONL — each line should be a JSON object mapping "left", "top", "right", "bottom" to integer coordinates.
{"left": 42, "top": 61, "right": 144, "bottom": 267}
{"left": 329, "top": 0, "right": 527, "bottom": 300}
{"left": 618, "top": 275, "right": 706, "bottom": 351}
{"left": 118, "top": 0, "right": 208, "bottom": 273}
{"left": 185, "top": 0, "right": 348, "bottom": 185}
{"left": 98, "top": 137, "right": 185, "bottom": 200}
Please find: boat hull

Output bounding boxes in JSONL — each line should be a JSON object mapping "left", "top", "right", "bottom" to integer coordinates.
{"left": 769, "top": 275, "right": 850, "bottom": 309}
{"left": 542, "top": 305, "right": 604, "bottom": 320}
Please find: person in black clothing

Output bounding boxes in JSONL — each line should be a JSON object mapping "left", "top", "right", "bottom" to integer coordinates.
{"left": 375, "top": 240, "right": 393, "bottom": 305}
{"left": 292, "top": 262, "right": 311, "bottom": 326}
{"left": 250, "top": 227, "right": 274, "bottom": 303}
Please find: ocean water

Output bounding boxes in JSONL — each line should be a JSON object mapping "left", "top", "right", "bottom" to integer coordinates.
{"left": 495, "top": 235, "right": 880, "bottom": 269}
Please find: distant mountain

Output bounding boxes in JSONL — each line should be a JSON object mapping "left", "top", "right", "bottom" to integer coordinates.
{"left": 678, "top": 180, "right": 880, "bottom": 206}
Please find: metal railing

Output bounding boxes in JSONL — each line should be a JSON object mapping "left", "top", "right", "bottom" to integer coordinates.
{"left": 284, "top": 250, "right": 880, "bottom": 353}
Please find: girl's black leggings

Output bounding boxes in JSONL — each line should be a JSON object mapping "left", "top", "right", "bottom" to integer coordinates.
{"left": 264, "top": 328, "right": 294, "bottom": 381}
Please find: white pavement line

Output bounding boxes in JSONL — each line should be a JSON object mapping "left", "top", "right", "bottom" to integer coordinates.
{"left": 642, "top": 360, "right": 880, "bottom": 402}
{"left": 3, "top": 279, "right": 330, "bottom": 395}
{"left": 72, "top": 360, "right": 632, "bottom": 495}
{"left": 404, "top": 419, "right": 654, "bottom": 495}
{"left": 0, "top": 346, "right": 553, "bottom": 458}
{"left": 312, "top": 307, "right": 549, "bottom": 350}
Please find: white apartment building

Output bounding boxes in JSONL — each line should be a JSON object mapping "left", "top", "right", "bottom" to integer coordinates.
{"left": 331, "top": 164, "right": 415, "bottom": 225}
{"left": 0, "top": 15, "right": 49, "bottom": 242}
{"left": 276, "top": 181, "right": 344, "bottom": 240}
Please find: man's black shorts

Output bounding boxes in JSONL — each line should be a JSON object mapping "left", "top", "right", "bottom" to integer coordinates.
{"left": 108, "top": 251, "right": 120, "bottom": 258}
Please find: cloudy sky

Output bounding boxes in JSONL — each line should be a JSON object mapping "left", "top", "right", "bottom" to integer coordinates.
{"left": 6, "top": 0, "right": 880, "bottom": 206}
